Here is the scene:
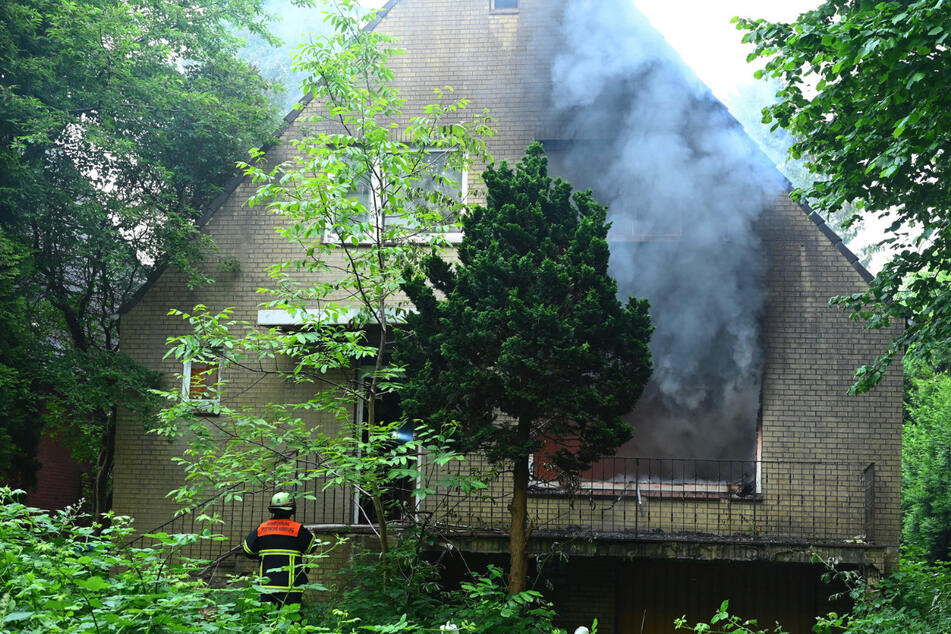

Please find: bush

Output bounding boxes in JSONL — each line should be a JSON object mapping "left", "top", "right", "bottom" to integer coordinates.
{"left": 311, "top": 538, "right": 574, "bottom": 633}
{"left": 814, "top": 558, "right": 951, "bottom": 634}
{"left": 0, "top": 488, "right": 315, "bottom": 632}
{"left": 674, "top": 600, "right": 784, "bottom": 634}
{"left": 1, "top": 489, "right": 581, "bottom": 632}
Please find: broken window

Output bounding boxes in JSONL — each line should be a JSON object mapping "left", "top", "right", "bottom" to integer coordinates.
{"left": 530, "top": 139, "right": 761, "bottom": 497}
{"left": 532, "top": 422, "right": 761, "bottom": 500}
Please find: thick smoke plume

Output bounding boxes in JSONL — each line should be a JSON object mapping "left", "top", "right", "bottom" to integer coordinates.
{"left": 549, "top": 1, "right": 782, "bottom": 467}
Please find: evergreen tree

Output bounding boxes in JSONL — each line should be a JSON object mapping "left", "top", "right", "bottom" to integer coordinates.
{"left": 398, "top": 142, "right": 653, "bottom": 593}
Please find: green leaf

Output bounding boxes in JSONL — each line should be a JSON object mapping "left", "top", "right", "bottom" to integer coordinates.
{"left": 75, "top": 575, "right": 110, "bottom": 592}
{"left": 1, "top": 612, "right": 34, "bottom": 624}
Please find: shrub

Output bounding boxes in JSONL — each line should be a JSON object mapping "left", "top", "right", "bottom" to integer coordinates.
{"left": 814, "top": 558, "right": 951, "bottom": 634}
{"left": 1, "top": 488, "right": 583, "bottom": 632}
{"left": 311, "top": 538, "right": 573, "bottom": 633}
{"left": 674, "top": 600, "right": 784, "bottom": 634}
{"left": 0, "top": 488, "right": 316, "bottom": 632}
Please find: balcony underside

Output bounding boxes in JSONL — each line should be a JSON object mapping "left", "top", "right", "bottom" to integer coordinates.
{"left": 304, "top": 522, "right": 887, "bottom": 573}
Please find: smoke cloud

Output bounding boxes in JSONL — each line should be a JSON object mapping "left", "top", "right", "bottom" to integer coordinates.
{"left": 548, "top": 0, "right": 782, "bottom": 466}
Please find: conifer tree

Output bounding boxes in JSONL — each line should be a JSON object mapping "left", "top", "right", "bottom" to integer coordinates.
{"left": 398, "top": 142, "right": 653, "bottom": 593}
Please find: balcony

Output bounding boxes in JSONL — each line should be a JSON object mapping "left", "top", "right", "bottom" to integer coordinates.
{"left": 135, "top": 456, "right": 878, "bottom": 568}
{"left": 428, "top": 456, "right": 875, "bottom": 544}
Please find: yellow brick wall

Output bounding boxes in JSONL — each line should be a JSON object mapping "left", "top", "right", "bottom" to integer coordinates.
{"left": 114, "top": 0, "right": 902, "bottom": 569}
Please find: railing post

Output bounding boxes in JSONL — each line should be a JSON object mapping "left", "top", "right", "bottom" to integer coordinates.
{"left": 864, "top": 463, "right": 875, "bottom": 541}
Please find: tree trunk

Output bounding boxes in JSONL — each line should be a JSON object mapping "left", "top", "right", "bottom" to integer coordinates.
{"left": 508, "top": 418, "right": 531, "bottom": 595}
{"left": 372, "top": 493, "right": 389, "bottom": 558}
{"left": 93, "top": 407, "right": 116, "bottom": 520}
{"left": 363, "top": 356, "right": 390, "bottom": 561}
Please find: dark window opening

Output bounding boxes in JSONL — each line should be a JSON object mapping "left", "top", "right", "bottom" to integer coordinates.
{"left": 356, "top": 382, "right": 415, "bottom": 524}
{"left": 531, "top": 361, "right": 764, "bottom": 496}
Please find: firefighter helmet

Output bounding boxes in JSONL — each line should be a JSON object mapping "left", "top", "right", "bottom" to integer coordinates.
{"left": 269, "top": 491, "right": 295, "bottom": 513}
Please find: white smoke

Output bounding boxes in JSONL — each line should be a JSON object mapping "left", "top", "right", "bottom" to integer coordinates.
{"left": 549, "top": 0, "right": 783, "bottom": 463}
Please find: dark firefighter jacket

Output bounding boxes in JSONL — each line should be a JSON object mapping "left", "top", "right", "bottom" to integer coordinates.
{"left": 243, "top": 518, "right": 316, "bottom": 592}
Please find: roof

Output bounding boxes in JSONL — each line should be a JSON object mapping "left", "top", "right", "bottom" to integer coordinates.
{"left": 795, "top": 195, "right": 874, "bottom": 284}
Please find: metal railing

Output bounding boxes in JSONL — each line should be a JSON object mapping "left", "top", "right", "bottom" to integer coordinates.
{"left": 133, "top": 456, "right": 876, "bottom": 565}
{"left": 422, "top": 456, "right": 876, "bottom": 544}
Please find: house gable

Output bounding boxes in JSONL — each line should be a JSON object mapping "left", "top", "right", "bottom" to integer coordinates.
{"left": 113, "top": 0, "right": 902, "bottom": 590}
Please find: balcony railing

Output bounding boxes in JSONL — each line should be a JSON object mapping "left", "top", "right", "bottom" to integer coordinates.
{"left": 133, "top": 456, "right": 876, "bottom": 565}
{"left": 423, "top": 456, "right": 875, "bottom": 544}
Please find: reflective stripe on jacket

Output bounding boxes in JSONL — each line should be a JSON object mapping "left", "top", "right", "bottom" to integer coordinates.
{"left": 243, "top": 519, "right": 316, "bottom": 591}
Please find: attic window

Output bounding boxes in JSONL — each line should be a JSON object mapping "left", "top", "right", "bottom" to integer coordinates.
{"left": 182, "top": 360, "right": 221, "bottom": 408}
{"left": 326, "top": 148, "right": 467, "bottom": 244}
{"left": 490, "top": 0, "right": 518, "bottom": 13}
{"left": 388, "top": 148, "right": 466, "bottom": 238}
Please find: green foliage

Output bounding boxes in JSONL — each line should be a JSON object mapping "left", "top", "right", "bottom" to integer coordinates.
{"left": 813, "top": 558, "right": 951, "bottom": 633}
{"left": 736, "top": 1, "right": 951, "bottom": 393}
{"left": 0, "top": 0, "right": 284, "bottom": 512}
{"left": 1, "top": 488, "right": 577, "bottom": 632}
{"left": 0, "top": 488, "right": 323, "bottom": 632}
{"left": 902, "top": 355, "right": 951, "bottom": 561}
{"left": 315, "top": 539, "right": 445, "bottom": 628}
{"left": 674, "top": 600, "right": 784, "bottom": 634}
{"left": 315, "top": 542, "right": 568, "bottom": 634}
{"left": 0, "top": 230, "right": 43, "bottom": 488}
{"left": 158, "top": 0, "right": 492, "bottom": 556}
{"left": 449, "top": 566, "right": 562, "bottom": 634}
{"left": 397, "top": 142, "right": 652, "bottom": 592}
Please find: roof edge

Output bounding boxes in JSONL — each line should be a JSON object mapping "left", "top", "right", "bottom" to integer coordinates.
{"left": 118, "top": 0, "right": 401, "bottom": 316}
{"left": 672, "top": 69, "right": 876, "bottom": 289}
{"left": 781, "top": 179, "right": 875, "bottom": 285}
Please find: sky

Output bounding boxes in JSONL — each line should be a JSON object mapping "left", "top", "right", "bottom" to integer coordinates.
{"left": 630, "top": 1, "right": 822, "bottom": 104}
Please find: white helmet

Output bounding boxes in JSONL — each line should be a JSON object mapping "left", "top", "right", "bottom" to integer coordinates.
{"left": 269, "top": 491, "right": 295, "bottom": 513}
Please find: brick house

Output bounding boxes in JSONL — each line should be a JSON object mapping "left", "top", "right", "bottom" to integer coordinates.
{"left": 113, "top": 1, "right": 902, "bottom": 632}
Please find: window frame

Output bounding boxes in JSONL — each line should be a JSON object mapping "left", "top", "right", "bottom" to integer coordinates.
{"left": 325, "top": 147, "right": 468, "bottom": 245}
{"left": 181, "top": 359, "right": 221, "bottom": 410}
{"left": 530, "top": 425, "right": 763, "bottom": 500}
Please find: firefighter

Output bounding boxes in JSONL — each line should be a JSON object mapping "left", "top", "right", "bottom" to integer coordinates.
{"left": 243, "top": 491, "right": 316, "bottom": 610}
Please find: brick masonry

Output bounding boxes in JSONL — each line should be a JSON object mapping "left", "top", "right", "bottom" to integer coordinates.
{"left": 113, "top": 0, "right": 902, "bottom": 588}
{"left": 25, "top": 429, "right": 88, "bottom": 511}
